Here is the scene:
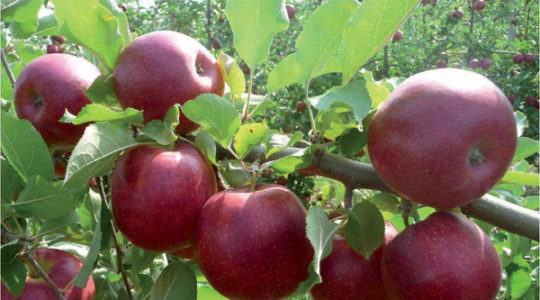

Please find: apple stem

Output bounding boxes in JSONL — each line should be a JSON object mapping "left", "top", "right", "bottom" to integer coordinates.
{"left": 468, "top": 146, "right": 486, "bottom": 164}
{"left": 401, "top": 199, "right": 412, "bottom": 227}
{"left": 96, "top": 177, "right": 134, "bottom": 300}
{"left": 1, "top": 49, "right": 16, "bottom": 87}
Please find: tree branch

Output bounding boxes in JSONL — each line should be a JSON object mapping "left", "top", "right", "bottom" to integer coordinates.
{"left": 1, "top": 49, "right": 16, "bottom": 87}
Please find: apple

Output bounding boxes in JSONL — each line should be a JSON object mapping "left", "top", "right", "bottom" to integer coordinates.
{"left": 421, "top": 0, "right": 430, "bottom": 5}
{"left": 52, "top": 35, "right": 65, "bottom": 45}
{"left": 46, "top": 44, "right": 63, "bottom": 54}
{"left": 113, "top": 31, "right": 225, "bottom": 135}
{"left": 169, "top": 246, "right": 195, "bottom": 260}
{"left": 508, "top": 94, "right": 517, "bottom": 104}
{"left": 452, "top": 9, "right": 464, "bottom": 20}
{"left": 218, "top": 17, "right": 225, "bottom": 23}
{"left": 436, "top": 59, "right": 446, "bottom": 68}
{"left": 261, "top": 168, "right": 272, "bottom": 179}
{"left": 513, "top": 53, "right": 525, "bottom": 64}
{"left": 240, "top": 61, "right": 251, "bottom": 75}
{"left": 510, "top": 18, "right": 517, "bottom": 25}
{"left": 1, "top": 248, "right": 95, "bottom": 300}
{"left": 474, "top": 0, "right": 485, "bottom": 11}
{"left": 310, "top": 222, "right": 399, "bottom": 300}
{"left": 524, "top": 53, "right": 535, "bottom": 63}
{"left": 479, "top": 58, "right": 491, "bottom": 69}
{"left": 286, "top": 4, "right": 296, "bottom": 20}
{"left": 368, "top": 68, "right": 517, "bottom": 208}
{"left": 211, "top": 39, "right": 221, "bottom": 50}
{"left": 111, "top": 142, "right": 217, "bottom": 252}
{"left": 431, "top": 0, "right": 437, "bottom": 5}
{"left": 296, "top": 101, "right": 307, "bottom": 112}
{"left": 14, "top": 54, "right": 100, "bottom": 146}
{"left": 392, "top": 30, "right": 403, "bottom": 43}
{"left": 381, "top": 211, "right": 501, "bottom": 299}
{"left": 468, "top": 58, "right": 479, "bottom": 69}
{"left": 276, "top": 177, "right": 288, "bottom": 186}
{"left": 119, "top": 4, "right": 127, "bottom": 12}
{"left": 195, "top": 184, "right": 313, "bottom": 299}
{"left": 527, "top": 95, "right": 539, "bottom": 109}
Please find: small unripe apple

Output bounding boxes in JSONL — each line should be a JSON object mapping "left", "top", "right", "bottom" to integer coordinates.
{"left": 524, "top": 53, "right": 535, "bottom": 63}
{"left": 468, "top": 58, "right": 480, "bottom": 69}
{"left": 46, "top": 44, "right": 63, "bottom": 54}
{"left": 479, "top": 58, "right": 491, "bottom": 69}
{"left": 286, "top": 4, "right": 296, "bottom": 20}
{"left": 296, "top": 101, "right": 307, "bottom": 112}
{"left": 52, "top": 35, "right": 65, "bottom": 45}
{"left": 436, "top": 59, "right": 447, "bottom": 68}
{"left": 452, "top": 9, "right": 464, "bottom": 20}
{"left": 513, "top": 53, "right": 525, "bottom": 64}
{"left": 392, "top": 30, "right": 403, "bottom": 43}
{"left": 474, "top": 0, "right": 485, "bottom": 11}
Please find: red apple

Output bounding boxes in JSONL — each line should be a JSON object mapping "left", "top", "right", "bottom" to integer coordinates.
{"left": 46, "top": 44, "right": 63, "bottom": 54}
{"left": 169, "top": 246, "right": 195, "bottom": 260}
{"left": 1, "top": 248, "right": 95, "bottom": 300}
{"left": 510, "top": 18, "right": 517, "bottom": 25}
{"left": 452, "top": 9, "right": 464, "bottom": 20}
{"left": 286, "top": 4, "right": 296, "bottom": 20}
{"left": 218, "top": 17, "right": 225, "bottom": 23}
{"left": 111, "top": 142, "right": 217, "bottom": 252}
{"left": 392, "top": 30, "right": 403, "bottom": 43}
{"left": 240, "top": 61, "right": 251, "bottom": 75}
{"left": 527, "top": 95, "right": 539, "bottom": 109}
{"left": 368, "top": 68, "right": 517, "bottom": 208}
{"left": 195, "top": 184, "right": 313, "bottom": 299}
{"left": 211, "top": 39, "right": 221, "bottom": 50}
{"left": 513, "top": 53, "right": 525, "bottom": 64}
{"left": 119, "top": 4, "right": 127, "bottom": 12}
{"left": 14, "top": 54, "right": 100, "bottom": 146}
{"left": 421, "top": 0, "right": 430, "bottom": 5}
{"left": 468, "top": 58, "right": 480, "bottom": 69}
{"left": 52, "top": 36, "right": 65, "bottom": 45}
{"left": 310, "top": 222, "right": 398, "bottom": 300}
{"left": 381, "top": 211, "right": 501, "bottom": 300}
{"left": 436, "top": 59, "right": 446, "bottom": 68}
{"left": 474, "top": 0, "right": 485, "bottom": 11}
{"left": 508, "top": 94, "right": 517, "bottom": 104}
{"left": 480, "top": 58, "right": 491, "bottom": 69}
{"left": 276, "top": 177, "right": 288, "bottom": 186}
{"left": 296, "top": 101, "right": 307, "bottom": 112}
{"left": 524, "top": 53, "right": 535, "bottom": 63}
{"left": 113, "top": 31, "right": 225, "bottom": 135}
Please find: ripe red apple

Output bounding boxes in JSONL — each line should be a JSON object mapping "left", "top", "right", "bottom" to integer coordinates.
{"left": 119, "top": 4, "right": 127, "bottom": 12}
{"left": 296, "top": 101, "right": 307, "bottom": 112}
{"left": 52, "top": 35, "right": 65, "bottom": 45}
{"left": 240, "top": 61, "right": 251, "bottom": 75}
{"left": 474, "top": 0, "right": 485, "bottom": 11}
{"left": 392, "top": 30, "right": 403, "bottom": 43}
{"left": 14, "top": 54, "right": 100, "bottom": 146}
{"left": 1, "top": 248, "right": 95, "bottom": 300}
{"left": 46, "top": 44, "right": 63, "bottom": 54}
{"left": 169, "top": 246, "right": 195, "bottom": 260}
{"left": 452, "top": 9, "right": 464, "bottom": 20}
{"left": 436, "top": 59, "right": 446, "bottom": 68}
{"left": 381, "top": 211, "right": 501, "bottom": 299}
{"left": 510, "top": 18, "right": 517, "bottom": 25}
{"left": 276, "top": 177, "right": 288, "bottom": 186}
{"left": 218, "top": 16, "right": 225, "bottom": 23}
{"left": 111, "top": 142, "right": 217, "bottom": 252}
{"left": 195, "top": 184, "right": 313, "bottom": 299}
{"left": 524, "top": 53, "right": 535, "bottom": 63}
{"left": 527, "top": 95, "right": 539, "bottom": 109}
{"left": 468, "top": 58, "right": 479, "bottom": 69}
{"left": 480, "top": 58, "right": 491, "bottom": 69}
{"left": 211, "top": 39, "right": 221, "bottom": 50}
{"left": 113, "top": 31, "right": 225, "bottom": 134}
{"left": 368, "top": 68, "right": 517, "bottom": 208}
{"left": 421, "top": 0, "right": 430, "bottom": 5}
{"left": 513, "top": 53, "right": 525, "bottom": 64}
{"left": 286, "top": 4, "right": 296, "bottom": 20}
{"left": 310, "top": 222, "right": 398, "bottom": 300}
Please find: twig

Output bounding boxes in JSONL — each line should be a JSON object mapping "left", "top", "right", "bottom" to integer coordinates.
{"left": 344, "top": 187, "right": 353, "bottom": 209}
{"left": 1, "top": 49, "right": 16, "bottom": 87}
{"left": 96, "top": 178, "right": 134, "bottom": 300}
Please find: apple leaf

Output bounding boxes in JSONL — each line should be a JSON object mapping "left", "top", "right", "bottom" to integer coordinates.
{"left": 501, "top": 171, "right": 540, "bottom": 187}
{"left": 225, "top": 0, "right": 289, "bottom": 68}
{"left": 294, "top": 205, "right": 340, "bottom": 295}
{"left": 218, "top": 52, "right": 245, "bottom": 97}
{"left": 50, "top": 0, "right": 129, "bottom": 71}
{"left": 295, "top": 0, "right": 359, "bottom": 81}
{"left": 195, "top": 132, "right": 217, "bottom": 165}
{"left": 8, "top": 176, "right": 78, "bottom": 219}
{"left": 197, "top": 284, "right": 227, "bottom": 299}
{"left": 141, "top": 105, "right": 179, "bottom": 146}
{"left": 36, "top": 13, "right": 60, "bottom": 37}
{"left": 339, "top": 0, "right": 418, "bottom": 84}
{"left": 1, "top": 60, "right": 24, "bottom": 102}
{"left": 39, "top": 210, "right": 80, "bottom": 236}
{"left": 85, "top": 74, "right": 121, "bottom": 106}
{"left": 181, "top": 94, "right": 241, "bottom": 149}
{"left": 315, "top": 108, "right": 356, "bottom": 141}
{"left": 344, "top": 202, "right": 385, "bottom": 259}
{"left": 367, "top": 192, "right": 400, "bottom": 219}
{"left": 366, "top": 82, "right": 392, "bottom": 108}
{"left": 1, "top": 111, "right": 54, "bottom": 183}
{"left": 514, "top": 111, "right": 527, "bottom": 137}
{"left": 218, "top": 160, "right": 251, "bottom": 188}
{"left": 265, "top": 146, "right": 313, "bottom": 174}
{"left": 265, "top": 131, "right": 304, "bottom": 159}
{"left": 510, "top": 269, "right": 532, "bottom": 299}
{"left": 150, "top": 262, "right": 197, "bottom": 300}
{"left": 124, "top": 246, "right": 159, "bottom": 275}
{"left": 13, "top": 42, "right": 42, "bottom": 64}
{"left": 336, "top": 128, "right": 367, "bottom": 157}
{"left": 234, "top": 122, "right": 270, "bottom": 159}
{"left": 1, "top": 244, "right": 26, "bottom": 298}
{"left": 63, "top": 123, "right": 145, "bottom": 191}
{"left": 310, "top": 80, "right": 371, "bottom": 124}
{"left": 2, "top": 0, "right": 41, "bottom": 38}
{"left": 62, "top": 104, "right": 144, "bottom": 126}
{"left": 1, "top": 157, "right": 24, "bottom": 203}
{"left": 248, "top": 95, "right": 276, "bottom": 117}
{"left": 513, "top": 137, "right": 539, "bottom": 162}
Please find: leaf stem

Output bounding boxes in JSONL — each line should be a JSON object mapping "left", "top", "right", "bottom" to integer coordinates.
{"left": 241, "top": 71, "right": 254, "bottom": 124}
{"left": 1, "top": 49, "right": 16, "bottom": 87}
{"left": 304, "top": 79, "right": 317, "bottom": 137}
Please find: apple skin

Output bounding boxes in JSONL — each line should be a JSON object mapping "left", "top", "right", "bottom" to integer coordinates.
{"left": 310, "top": 222, "right": 399, "bottom": 300}
{"left": 468, "top": 58, "right": 479, "bottom": 69}
{"left": 524, "top": 53, "right": 535, "bottom": 63}
{"left": 1, "top": 248, "right": 95, "bottom": 300}
{"left": 392, "top": 30, "right": 403, "bottom": 43}
{"left": 479, "top": 58, "right": 491, "bottom": 69}
{"left": 195, "top": 184, "right": 314, "bottom": 300}
{"left": 52, "top": 35, "right": 65, "bottom": 45}
{"left": 286, "top": 4, "right": 296, "bottom": 19}
{"left": 113, "top": 31, "right": 225, "bottom": 135}
{"left": 513, "top": 53, "right": 525, "bottom": 64}
{"left": 14, "top": 54, "right": 100, "bottom": 146}
{"left": 368, "top": 68, "right": 517, "bottom": 208}
{"left": 46, "top": 44, "right": 63, "bottom": 54}
{"left": 381, "top": 211, "right": 501, "bottom": 300}
{"left": 452, "top": 9, "right": 463, "bottom": 20}
{"left": 111, "top": 142, "right": 217, "bottom": 252}
{"left": 474, "top": 0, "right": 485, "bottom": 11}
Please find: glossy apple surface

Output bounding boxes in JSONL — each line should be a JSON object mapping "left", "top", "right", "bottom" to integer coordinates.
{"left": 1, "top": 248, "right": 95, "bottom": 300}
{"left": 381, "top": 211, "right": 501, "bottom": 300}
{"left": 311, "top": 222, "right": 398, "bottom": 300}
{"left": 195, "top": 184, "right": 313, "bottom": 300}
{"left": 113, "top": 31, "right": 224, "bottom": 134}
{"left": 14, "top": 54, "right": 100, "bottom": 146}
{"left": 368, "top": 68, "right": 516, "bottom": 208}
{"left": 111, "top": 142, "right": 217, "bottom": 252}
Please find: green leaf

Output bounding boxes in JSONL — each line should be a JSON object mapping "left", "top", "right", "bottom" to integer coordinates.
{"left": 340, "top": 0, "right": 418, "bottom": 83}
{"left": 150, "top": 262, "right": 197, "bottom": 300}
{"left": 1, "top": 111, "right": 54, "bottom": 182}
{"left": 265, "top": 132, "right": 303, "bottom": 158}
{"left": 124, "top": 246, "right": 159, "bottom": 274}
{"left": 181, "top": 94, "right": 241, "bottom": 148}
{"left": 36, "top": 13, "right": 59, "bottom": 36}
{"left": 1, "top": 60, "right": 24, "bottom": 101}
{"left": 336, "top": 128, "right": 366, "bottom": 156}
{"left": 197, "top": 284, "right": 227, "bottom": 300}
{"left": 510, "top": 269, "right": 532, "bottom": 299}
{"left": 366, "top": 82, "right": 392, "bottom": 108}
{"left": 267, "top": 146, "right": 313, "bottom": 174}
{"left": 194, "top": 132, "right": 217, "bottom": 165}
{"left": 249, "top": 96, "right": 276, "bottom": 118}
{"left": 295, "top": 0, "right": 359, "bottom": 81}
{"left": 501, "top": 171, "right": 539, "bottom": 187}
{"left": 3, "top": 0, "right": 41, "bottom": 38}
{"left": 10, "top": 176, "right": 77, "bottom": 219}
{"left": 40, "top": 210, "right": 80, "bottom": 236}
{"left": 84, "top": 74, "right": 121, "bottom": 106}
{"left": 63, "top": 123, "right": 143, "bottom": 191}
{"left": 218, "top": 160, "right": 250, "bottom": 188}
{"left": 344, "top": 202, "right": 385, "bottom": 259}
{"left": 225, "top": 0, "right": 289, "bottom": 67}
{"left": 513, "top": 137, "right": 539, "bottom": 162}
{"left": 141, "top": 105, "right": 179, "bottom": 146}
{"left": 234, "top": 122, "right": 269, "bottom": 159}
{"left": 294, "top": 205, "right": 339, "bottom": 295}
{"left": 1, "top": 251, "right": 26, "bottom": 297}
{"left": 368, "top": 192, "right": 400, "bottom": 218}
{"left": 64, "top": 104, "right": 144, "bottom": 126}
{"left": 1, "top": 157, "right": 24, "bottom": 202}
{"left": 50, "top": 0, "right": 128, "bottom": 71}
{"left": 514, "top": 111, "right": 527, "bottom": 137}
{"left": 218, "top": 52, "right": 245, "bottom": 97}
{"left": 14, "top": 42, "right": 42, "bottom": 64}
{"left": 315, "top": 109, "right": 355, "bottom": 141}
{"left": 310, "top": 80, "right": 372, "bottom": 124}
